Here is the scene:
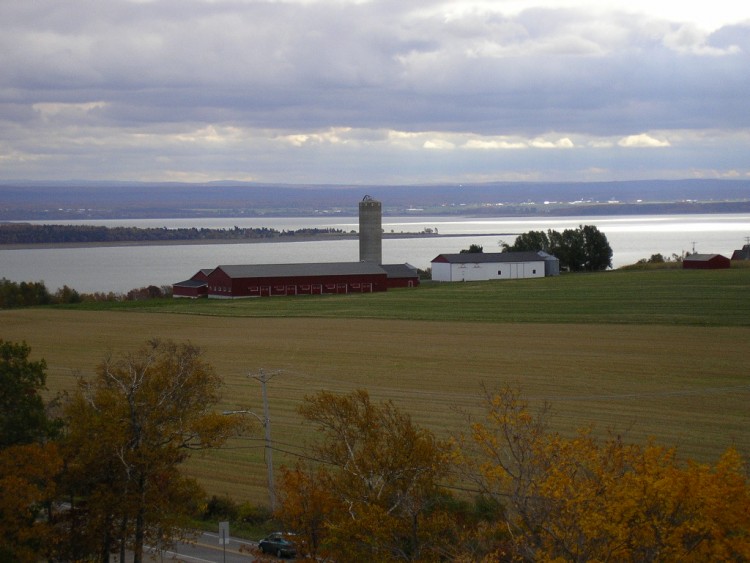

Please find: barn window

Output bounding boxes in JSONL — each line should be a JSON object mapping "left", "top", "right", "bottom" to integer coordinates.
{"left": 533, "top": 269, "right": 537, "bottom": 274}
{"left": 498, "top": 270, "right": 502, "bottom": 275}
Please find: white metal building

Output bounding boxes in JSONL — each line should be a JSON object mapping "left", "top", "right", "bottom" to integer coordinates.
{"left": 430, "top": 251, "right": 557, "bottom": 282}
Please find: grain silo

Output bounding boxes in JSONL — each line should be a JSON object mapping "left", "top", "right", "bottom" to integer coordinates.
{"left": 359, "top": 195, "right": 382, "bottom": 264}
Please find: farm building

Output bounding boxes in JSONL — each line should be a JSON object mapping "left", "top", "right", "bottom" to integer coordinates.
{"left": 380, "top": 263, "right": 421, "bottom": 288}
{"left": 731, "top": 244, "right": 750, "bottom": 260}
{"left": 682, "top": 254, "right": 731, "bottom": 269}
{"left": 173, "top": 262, "right": 418, "bottom": 298}
{"left": 172, "top": 195, "right": 422, "bottom": 298}
{"left": 172, "top": 269, "right": 212, "bottom": 298}
{"left": 430, "top": 251, "right": 559, "bottom": 282}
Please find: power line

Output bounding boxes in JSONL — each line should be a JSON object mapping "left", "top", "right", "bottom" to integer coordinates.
{"left": 251, "top": 368, "right": 279, "bottom": 511}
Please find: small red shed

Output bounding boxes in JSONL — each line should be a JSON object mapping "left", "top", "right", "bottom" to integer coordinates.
{"left": 682, "top": 254, "right": 731, "bottom": 269}
{"left": 381, "top": 263, "right": 420, "bottom": 288}
{"left": 172, "top": 268, "right": 212, "bottom": 298}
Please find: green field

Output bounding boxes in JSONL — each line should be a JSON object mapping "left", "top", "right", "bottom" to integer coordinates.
{"left": 68, "top": 265, "right": 750, "bottom": 326}
{"left": 2, "top": 267, "right": 749, "bottom": 505}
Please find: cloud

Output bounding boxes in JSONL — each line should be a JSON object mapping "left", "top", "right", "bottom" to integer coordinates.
{"left": 0, "top": 0, "right": 749, "bottom": 183}
{"left": 423, "top": 139, "right": 456, "bottom": 150}
{"left": 617, "top": 134, "right": 671, "bottom": 148}
{"left": 530, "top": 137, "right": 575, "bottom": 148}
{"left": 464, "top": 139, "right": 528, "bottom": 150}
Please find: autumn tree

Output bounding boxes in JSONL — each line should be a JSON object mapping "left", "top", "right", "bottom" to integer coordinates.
{"left": 0, "top": 443, "right": 63, "bottom": 561}
{"left": 276, "top": 389, "right": 455, "bottom": 562}
{"left": 59, "top": 338, "right": 249, "bottom": 563}
{"left": 0, "top": 340, "right": 62, "bottom": 561}
{"left": 454, "top": 385, "right": 750, "bottom": 561}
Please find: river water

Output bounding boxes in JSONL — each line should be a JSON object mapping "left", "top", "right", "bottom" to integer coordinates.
{"left": 1, "top": 214, "right": 748, "bottom": 293}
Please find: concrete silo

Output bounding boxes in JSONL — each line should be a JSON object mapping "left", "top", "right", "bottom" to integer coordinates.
{"left": 359, "top": 195, "right": 382, "bottom": 264}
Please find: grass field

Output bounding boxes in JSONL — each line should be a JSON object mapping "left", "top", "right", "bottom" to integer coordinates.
{"left": 67, "top": 265, "right": 750, "bottom": 326}
{"left": 2, "top": 267, "right": 749, "bottom": 505}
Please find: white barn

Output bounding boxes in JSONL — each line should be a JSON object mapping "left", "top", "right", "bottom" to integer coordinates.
{"left": 431, "top": 251, "right": 559, "bottom": 282}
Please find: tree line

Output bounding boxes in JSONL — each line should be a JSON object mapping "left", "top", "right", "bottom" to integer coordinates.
{"left": 2, "top": 338, "right": 748, "bottom": 561}
{"left": 0, "top": 278, "right": 173, "bottom": 308}
{"left": 501, "top": 224, "right": 613, "bottom": 271}
{"left": 0, "top": 224, "right": 345, "bottom": 245}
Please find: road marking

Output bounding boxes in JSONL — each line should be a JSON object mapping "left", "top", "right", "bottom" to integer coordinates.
{"left": 160, "top": 551, "right": 216, "bottom": 563}
{"left": 201, "top": 532, "right": 257, "bottom": 547}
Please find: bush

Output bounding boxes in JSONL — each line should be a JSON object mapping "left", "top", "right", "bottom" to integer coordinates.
{"left": 202, "top": 495, "right": 239, "bottom": 521}
{"left": 237, "top": 503, "right": 273, "bottom": 525}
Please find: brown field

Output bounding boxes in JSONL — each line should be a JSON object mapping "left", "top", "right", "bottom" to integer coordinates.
{"left": 2, "top": 308, "right": 749, "bottom": 505}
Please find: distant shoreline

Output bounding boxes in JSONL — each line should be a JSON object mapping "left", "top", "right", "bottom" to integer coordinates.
{"left": 0, "top": 232, "right": 520, "bottom": 251}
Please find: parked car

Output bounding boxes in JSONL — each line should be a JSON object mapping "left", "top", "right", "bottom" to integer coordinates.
{"left": 259, "top": 532, "right": 296, "bottom": 559}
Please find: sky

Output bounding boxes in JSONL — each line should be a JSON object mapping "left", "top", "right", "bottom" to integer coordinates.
{"left": 2, "top": 0, "right": 749, "bottom": 185}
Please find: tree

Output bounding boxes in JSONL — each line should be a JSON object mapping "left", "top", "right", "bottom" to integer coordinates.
{"left": 0, "top": 443, "right": 62, "bottom": 561}
{"left": 501, "top": 230, "right": 550, "bottom": 253}
{"left": 503, "top": 225, "right": 612, "bottom": 271}
{"left": 0, "top": 279, "right": 51, "bottom": 308}
{"left": 0, "top": 339, "right": 58, "bottom": 448}
{"left": 0, "top": 340, "right": 62, "bottom": 561}
{"left": 460, "top": 244, "right": 484, "bottom": 254}
{"left": 60, "top": 338, "right": 248, "bottom": 563}
{"left": 580, "top": 224, "right": 613, "bottom": 271}
{"left": 454, "top": 386, "right": 750, "bottom": 561}
{"left": 276, "top": 389, "right": 455, "bottom": 562}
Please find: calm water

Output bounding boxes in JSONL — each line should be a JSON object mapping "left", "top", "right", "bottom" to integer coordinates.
{"left": 2, "top": 214, "right": 748, "bottom": 293}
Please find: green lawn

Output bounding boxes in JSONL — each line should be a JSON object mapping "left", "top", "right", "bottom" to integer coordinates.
{"left": 65, "top": 267, "right": 750, "bottom": 326}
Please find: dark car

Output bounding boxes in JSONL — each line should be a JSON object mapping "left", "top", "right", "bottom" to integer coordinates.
{"left": 258, "top": 532, "right": 296, "bottom": 559}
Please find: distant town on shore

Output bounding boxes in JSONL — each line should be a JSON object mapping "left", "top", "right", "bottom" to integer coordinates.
{"left": 2, "top": 179, "right": 750, "bottom": 221}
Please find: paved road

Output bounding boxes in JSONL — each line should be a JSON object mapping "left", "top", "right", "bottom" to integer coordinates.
{"left": 115, "top": 532, "right": 260, "bottom": 562}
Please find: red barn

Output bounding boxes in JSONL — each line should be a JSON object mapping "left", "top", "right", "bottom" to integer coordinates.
{"left": 201, "top": 262, "right": 389, "bottom": 298}
{"left": 682, "top": 254, "right": 731, "bottom": 269}
{"left": 172, "top": 268, "right": 211, "bottom": 298}
{"left": 174, "top": 261, "right": 420, "bottom": 298}
{"left": 381, "top": 263, "right": 420, "bottom": 288}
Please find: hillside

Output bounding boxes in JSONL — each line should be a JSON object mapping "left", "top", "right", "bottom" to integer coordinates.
{"left": 2, "top": 179, "right": 750, "bottom": 220}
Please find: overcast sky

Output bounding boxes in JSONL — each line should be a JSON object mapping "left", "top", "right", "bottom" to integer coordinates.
{"left": 2, "top": 0, "right": 749, "bottom": 185}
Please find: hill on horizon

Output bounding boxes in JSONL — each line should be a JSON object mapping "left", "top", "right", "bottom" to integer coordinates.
{"left": 2, "top": 179, "right": 749, "bottom": 220}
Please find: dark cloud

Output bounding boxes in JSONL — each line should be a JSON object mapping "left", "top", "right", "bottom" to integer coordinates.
{"left": 1, "top": 0, "right": 749, "bottom": 182}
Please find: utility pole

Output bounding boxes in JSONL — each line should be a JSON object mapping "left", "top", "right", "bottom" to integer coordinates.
{"left": 223, "top": 368, "right": 279, "bottom": 511}
{"left": 252, "top": 369, "right": 278, "bottom": 511}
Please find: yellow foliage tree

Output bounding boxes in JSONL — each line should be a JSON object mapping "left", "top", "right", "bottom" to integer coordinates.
{"left": 0, "top": 442, "right": 62, "bottom": 562}
{"left": 276, "top": 389, "right": 456, "bottom": 562}
{"left": 454, "top": 385, "right": 750, "bottom": 561}
{"left": 60, "top": 339, "right": 248, "bottom": 563}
